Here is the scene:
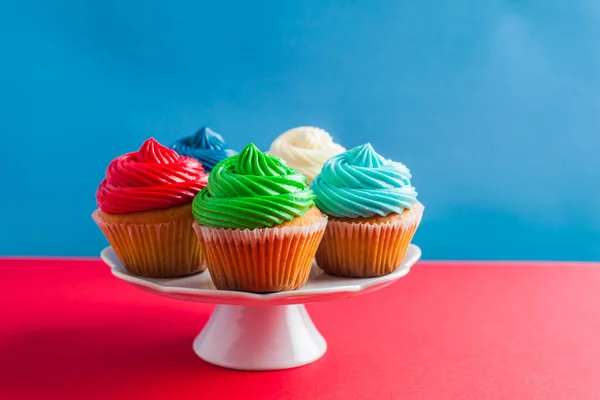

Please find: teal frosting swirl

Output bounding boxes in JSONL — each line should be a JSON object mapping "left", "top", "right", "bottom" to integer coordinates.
{"left": 311, "top": 143, "right": 417, "bottom": 218}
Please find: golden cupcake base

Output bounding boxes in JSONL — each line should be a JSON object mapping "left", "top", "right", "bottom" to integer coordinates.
{"left": 194, "top": 207, "right": 327, "bottom": 293}
{"left": 92, "top": 204, "right": 206, "bottom": 278}
{"left": 316, "top": 202, "right": 424, "bottom": 277}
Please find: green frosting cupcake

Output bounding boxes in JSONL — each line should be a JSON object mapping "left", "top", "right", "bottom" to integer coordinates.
{"left": 192, "top": 143, "right": 315, "bottom": 229}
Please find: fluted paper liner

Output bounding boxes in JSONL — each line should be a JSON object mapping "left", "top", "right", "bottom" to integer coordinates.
{"left": 92, "top": 210, "right": 206, "bottom": 278}
{"left": 316, "top": 203, "right": 424, "bottom": 277}
{"left": 194, "top": 217, "right": 327, "bottom": 293}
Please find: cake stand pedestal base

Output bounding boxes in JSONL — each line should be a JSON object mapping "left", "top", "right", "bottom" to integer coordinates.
{"left": 193, "top": 304, "right": 326, "bottom": 370}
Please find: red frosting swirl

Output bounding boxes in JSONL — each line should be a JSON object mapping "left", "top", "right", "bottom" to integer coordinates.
{"left": 97, "top": 138, "right": 208, "bottom": 214}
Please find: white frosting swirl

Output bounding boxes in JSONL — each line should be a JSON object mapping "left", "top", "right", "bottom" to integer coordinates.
{"left": 269, "top": 126, "right": 345, "bottom": 183}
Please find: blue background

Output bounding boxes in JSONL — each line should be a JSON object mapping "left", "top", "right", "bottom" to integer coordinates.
{"left": 1, "top": 0, "right": 599, "bottom": 260}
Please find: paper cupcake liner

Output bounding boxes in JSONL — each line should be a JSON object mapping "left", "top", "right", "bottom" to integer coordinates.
{"left": 194, "top": 217, "right": 328, "bottom": 293}
{"left": 92, "top": 210, "right": 206, "bottom": 278}
{"left": 316, "top": 203, "right": 424, "bottom": 277}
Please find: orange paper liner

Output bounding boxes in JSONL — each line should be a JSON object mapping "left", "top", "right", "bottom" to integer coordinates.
{"left": 194, "top": 217, "right": 327, "bottom": 293}
{"left": 92, "top": 210, "right": 206, "bottom": 278}
{"left": 315, "top": 203, "right": 424, "bottom": 277}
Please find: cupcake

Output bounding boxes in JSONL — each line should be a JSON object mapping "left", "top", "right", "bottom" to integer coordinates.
{"left": 269, "top": 126, "right": 345, "bottom": 184}
{"left": 171, "top": 127, "right": 236, "bottom": 172}
{"left": 312, "top": 143, "right": 423, "bottom": 277}
{"left": 192, "top": 143, "right": 327, "bottom": 293}
{"left": 93, "top": 138, "right": 209, "bottom": 278}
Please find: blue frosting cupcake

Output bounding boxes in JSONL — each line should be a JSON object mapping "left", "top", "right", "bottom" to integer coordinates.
{"left": 171, "top": 127, "right": 237, "bottom": 172}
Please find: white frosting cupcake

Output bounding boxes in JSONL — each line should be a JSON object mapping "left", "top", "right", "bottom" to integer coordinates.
{"left": 269, "top": 126, "right": 345, "bottom": 183}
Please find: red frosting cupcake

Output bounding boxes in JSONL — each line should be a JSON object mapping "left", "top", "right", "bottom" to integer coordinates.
{"left": 93, "top": 138, "right": 208, "bottom": 277}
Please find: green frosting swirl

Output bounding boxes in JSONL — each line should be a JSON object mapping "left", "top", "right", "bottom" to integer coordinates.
{"left": 192, "top": 143, "right": 315, "bottom": 229}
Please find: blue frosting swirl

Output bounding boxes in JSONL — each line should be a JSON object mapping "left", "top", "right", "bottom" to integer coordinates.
{"left": 311, "top": 143, "right": 418, "bottom": 218}
{"left": 171, "top": 127, "right": 236, "bottom": 172}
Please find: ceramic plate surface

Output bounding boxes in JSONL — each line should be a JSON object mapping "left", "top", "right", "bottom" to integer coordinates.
{"left": 101, "top": 244, "right": 421, "bottom": 306}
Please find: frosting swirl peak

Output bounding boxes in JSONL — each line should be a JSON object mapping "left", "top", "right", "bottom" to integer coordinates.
{"left": 192, "top": 143, "right": 315, "bottom": 229}
{"left": 97, "top": 138, "right": 208, "bottom": 214}
{"left": 269, "top": 126, "right": 345, "bottom": 183}
{"left": 311, "top": 143, "right": 417, "bottom": 218}
{"left": 171, "top": 127, "right": 236, "bottom": 172}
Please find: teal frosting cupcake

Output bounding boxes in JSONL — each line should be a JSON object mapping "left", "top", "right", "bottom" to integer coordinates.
{"left": 312, "top": 143, "right": 423, "bottom": 278}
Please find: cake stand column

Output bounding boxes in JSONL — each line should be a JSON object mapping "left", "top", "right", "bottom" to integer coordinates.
{"left": 193, "top": 304, "right": 327, "bottom": 370}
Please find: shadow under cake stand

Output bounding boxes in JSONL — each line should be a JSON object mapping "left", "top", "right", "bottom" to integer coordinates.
{"left": 100, "top": 244, "right": 421, "bottom": 371}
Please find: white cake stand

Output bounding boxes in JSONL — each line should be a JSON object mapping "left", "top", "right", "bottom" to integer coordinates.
{"left": 100, "top": 244, "right": 421, "bottom": 371}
